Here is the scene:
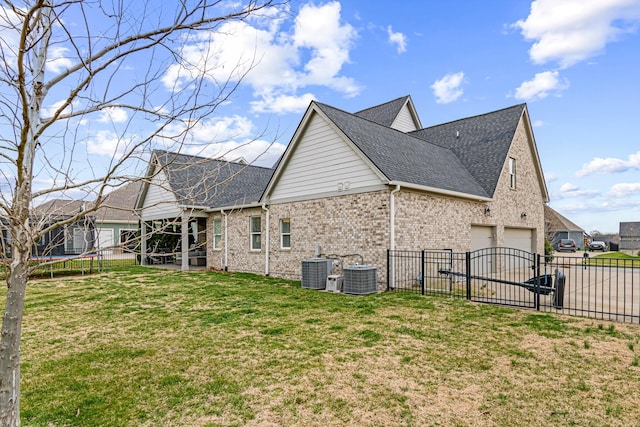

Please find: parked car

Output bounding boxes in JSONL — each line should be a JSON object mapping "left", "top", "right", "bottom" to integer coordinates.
{"left": 557, "top": 238, "right": 577, "bottom": 252}
{"left": 589, "top": 241, "right": 607, "bottom": 252}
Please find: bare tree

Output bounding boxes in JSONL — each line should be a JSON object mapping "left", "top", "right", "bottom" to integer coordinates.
{"left": 0, "top": 0, "right": 287, "bottom": 424}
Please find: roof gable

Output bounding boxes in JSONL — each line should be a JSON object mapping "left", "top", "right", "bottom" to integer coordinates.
{"left": 139, "top": 150, "right": 274, "bottom": 210}
{"left": 410, "top": 104, "right": 525, "bottom": 198}
{"left": 354, "top": 96, "right": 422, "bottom": 131}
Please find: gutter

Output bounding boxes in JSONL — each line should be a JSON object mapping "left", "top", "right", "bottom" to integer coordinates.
{"left": 390, "top": 185, "right": 401, "bottom": 252}
{"left": 388, "top": 181, "right": 492, "bottom": 202}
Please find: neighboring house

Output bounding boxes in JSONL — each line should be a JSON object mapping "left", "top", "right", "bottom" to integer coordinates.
{"left": 544, "top": 205, "right": 587, "bottom": 250}
{"left": 619, "top": 222, "right": 640, "bottom": 255}
{"left": 31, "top": 199, "right": 95, "bottom": 257}
{"left": 21, "top": 181, "right": 141, "bottom": 258}
{"left": 93, "top": 181, "right": 142, "bottom": 254}
{"left": 136, "top": 96, "right": 550, "bottom": 288}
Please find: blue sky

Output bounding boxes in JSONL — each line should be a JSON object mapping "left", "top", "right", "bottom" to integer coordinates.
{"left": 213, "top": 0, "right": 638, "bottom": 234}
{"left": 2, "top": 0, "right": 639, "bottom": 234}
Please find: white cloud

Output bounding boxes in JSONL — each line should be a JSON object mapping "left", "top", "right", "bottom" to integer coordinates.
{"left": 545, "top": 172, "right": 558, "bottom": 182}
{"left": 554, "top": 182, "right": 599, "bottom": 199}
{"left": 387, "top": 26, "right": 407, "bottom": 53}
{"left": 430, "top": 72, "right": 465, "bottom": 104}
{"left": 532, "top": 119, "right": 544, "bottom": 127}
{"left": 46, "top": 46, "right": 73, "bottom": 74}
{"left": 576, "top": 150, "right": 640, "bottom": 176}
{"left": 514, "top": 70, "right": 569, "bottom": 101}
{"left": 513, "top": 0, "right": 640, "bottom": 68}
{"left": 85, "top": 130, "right": 137, "bottom": 158}
{"left": 162, "top": 1, "right": 360, "bottom": 114}
{"left": 42, "top": 98, "right": 81, "bottom": 119}
{"left": 97, "top": 107, "right": 128, "bottom": 124}
{"left": 608, "top": 183, "right": 640, "bottom": 197}
{"left": 0, "top": 6, "right": 21, "bottom": 65}
{"left": 250, "top": 92, "right": 315, "bottom": 114}
{"left": 190, "top": 139, "right": 286, "bottom": 168}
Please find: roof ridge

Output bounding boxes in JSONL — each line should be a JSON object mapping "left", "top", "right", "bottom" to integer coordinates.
{"left": 154, "top": 149, "right": 275, "bottom": 171}
{"left": 418, "top": 103, "right": 526, "bottom": 131}
{"left": 353, "top": 95, "right": 410, "bottom": 115}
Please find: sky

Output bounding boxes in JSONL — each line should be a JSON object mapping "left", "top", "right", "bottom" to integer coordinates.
{"left": 2, "top": 0, "right": 640, "bottom": 234}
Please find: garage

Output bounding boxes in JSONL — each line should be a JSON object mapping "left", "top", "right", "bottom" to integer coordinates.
{"left": 96, "top": 228, "right": 114, "bottom": 254}
{"left": 504, "top": 227, "right": 533, "bottom": 253}
{"left": 470, "top": 225, "right": 495, "bottom": 274}
{"left": 471, "top": 225, "right": 495, "bottom": 251}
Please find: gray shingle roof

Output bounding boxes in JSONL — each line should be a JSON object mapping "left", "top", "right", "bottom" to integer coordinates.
{"left": 33, "top": 199, "right": 87, "bottom": 218}
{"left": 544, "top": 205, "right": 584, "bottom": 233}
{"left": 94, "top": 181, "right": 142, "bottom": 222}
{"left": 153, "top": 150, "right": 274, "bottom": 209}
{"left": 409, "top": 104, "right": 526, "bottom": 197}
{"left": 316, "top": 102, "right": 490, "bottom": 198}
{"left": 354, "top": 96, "right": 411, "bottom": 127}
{"left": 620, "top": 222, "right": 640, "bottom": 238}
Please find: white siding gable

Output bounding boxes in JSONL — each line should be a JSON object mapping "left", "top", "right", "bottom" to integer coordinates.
{"left": 269, "top": 112, "right": 385, "bottom": 203}
{"left": 391, "top": 104, "right": 419, "bottom": 132}
{"left": 140, "top": 169, "right": 182, "bottom": 220}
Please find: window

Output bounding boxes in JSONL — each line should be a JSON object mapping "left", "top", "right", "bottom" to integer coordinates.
{"left": 280, "top": 218, "right": 291, "bottom": 249}
{"left": 250, "top": 216, "right": 261, "bottom": 250}
{"left": 213, "top": 219, "right": 222, "bottom": 250}
{"left": 508, "top": 157, "right": 516, "bottom": 189}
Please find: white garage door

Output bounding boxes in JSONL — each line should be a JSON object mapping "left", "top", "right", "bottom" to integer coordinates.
{"left": 504, "top": 228, "right": 533, "bottom": 271}
{"left": 96, "top": 228, "right": 114, "bottom": 254}
{"left": 470, "top": 226, "right": 495, "bottom": 274}
{"left": 471, "top": 226, "right": 494, "bottom": 251}
{"left": 504, "top": 228, "right": 533, "bottom": 253}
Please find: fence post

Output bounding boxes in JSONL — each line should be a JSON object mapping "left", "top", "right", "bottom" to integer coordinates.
{"left": 386, "top": 250, "right": 390, "bottom": 291}
{"left": 535, "top": 253, "right": 541, "bottom": 311}
{"left": 465, "top": 251, "right": 471, "bottom": 300}
{"left": 421, "top": 250, "right": 425, "bottom": 295}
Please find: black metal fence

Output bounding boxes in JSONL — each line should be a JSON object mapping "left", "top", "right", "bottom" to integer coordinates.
{"left": 388, "top": 248, "right": 640, "bottom": 324}
{"left": 0, "top": 251, "right": 139, "bottom": 279}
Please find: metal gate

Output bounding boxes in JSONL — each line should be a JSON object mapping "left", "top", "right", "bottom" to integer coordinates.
{"left": 388, "top": 248, "right": 562, "bottom": 310}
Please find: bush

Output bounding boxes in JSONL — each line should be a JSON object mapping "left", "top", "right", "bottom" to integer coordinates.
{"left": 544, "top": 238, "right": 554, "bottom": 262}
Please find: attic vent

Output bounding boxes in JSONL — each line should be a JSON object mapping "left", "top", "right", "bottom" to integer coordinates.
{"left": 456, "top": 130, "right": 460, "bottom": 138}
{"left": 301, "top": 258, "right": 332, "bottom": 290}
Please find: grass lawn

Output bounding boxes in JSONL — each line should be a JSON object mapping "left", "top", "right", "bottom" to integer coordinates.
{"left": 13, "top": 267, "right": 640, "bottom": 426}
{"left": 583, "top": 252, "right": 640, "bottom": 268}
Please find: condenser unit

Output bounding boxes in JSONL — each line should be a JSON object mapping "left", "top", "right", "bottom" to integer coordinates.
{"left": 343, "top": 265, "right": 377, "bottom": 295}
{"left": 301, "top": 258, "right": 332, "bottom": 290}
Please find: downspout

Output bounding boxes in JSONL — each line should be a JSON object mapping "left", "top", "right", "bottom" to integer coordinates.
{"left": 262, "top": 203, "right": 270, "bottom": 276}
{"left": 390, "top": 185, "right": 401, "bottom": 289}
{"left": 390, "top": 185, "right": 401, "bottom": 252}
{"left": 221, "top": 209, "right": 228, "bottom": 271}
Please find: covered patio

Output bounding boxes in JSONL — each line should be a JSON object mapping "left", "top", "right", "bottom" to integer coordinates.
{"left": 140, "top": 214, "right": 207, "bottom": 271}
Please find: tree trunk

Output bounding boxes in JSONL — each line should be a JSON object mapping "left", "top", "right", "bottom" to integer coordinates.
{"left": 0, "top": 242, "right": 30, "bottom": 426}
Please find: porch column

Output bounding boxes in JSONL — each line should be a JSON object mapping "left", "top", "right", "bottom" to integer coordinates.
{"left": 181, "top": 211, "right": 189, "bottom": 271}
{"left": 140, "top": 221, "right": 147, "bottom": 266}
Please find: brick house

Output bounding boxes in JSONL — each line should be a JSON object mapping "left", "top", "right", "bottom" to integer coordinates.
{"left": 136, "top": 96, "right": 549, "bottom": 288}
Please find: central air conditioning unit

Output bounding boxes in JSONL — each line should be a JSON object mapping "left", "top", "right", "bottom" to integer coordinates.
{"left": 301, "top": 258, "right": 332, "bottom": 290}
{"left": 343, "top": 265, "right": 377, "bottom": 295}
